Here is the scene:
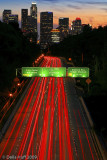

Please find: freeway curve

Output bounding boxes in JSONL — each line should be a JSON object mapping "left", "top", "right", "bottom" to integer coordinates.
{"left": 0, "top": 56, "right": 103, "bottom": 160}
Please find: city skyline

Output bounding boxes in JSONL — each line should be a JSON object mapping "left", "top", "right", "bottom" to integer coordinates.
{"left": 0, "top": 0, "right": 107, "bottom": 29}
{"left": 40, "top": 11, "right": 53, "bottom": 49}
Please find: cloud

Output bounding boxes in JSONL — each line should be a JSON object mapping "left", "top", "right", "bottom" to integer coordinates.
{"left": 68, "top": 0, "right": 107, "bottom": 5}
{"left": 38, "top": 0, "right": 59, "bottom": 2}
{"left": 39, "top": 0, "right": 107, "bottom": 6}
{"left": 101, "top": 8, "right": 107, "bottom": 12}
{"left": 67, "top": 4, "right": 82, "bottom": 10}
{"left": 85, "top": 2, "right": 107, "bottom": 5}
{"left": 54, "top": 7, "right": 65, "bottom": 13}
{"left": 74, "top": 1, "right": 107, "bottom": 5}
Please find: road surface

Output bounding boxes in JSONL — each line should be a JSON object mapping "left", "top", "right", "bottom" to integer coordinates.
{"left": 0, "top": 56, "right": 103, "bottom": 160}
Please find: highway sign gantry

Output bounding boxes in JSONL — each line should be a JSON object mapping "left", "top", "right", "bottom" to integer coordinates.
{"left": 68, "top": 67, "right": 89, "bottom": 78}
{"left": 22, "top": 67, "right": 66, "bottom": 77}
{"left": 19, "top": 67, "right": 90, "bottom": 78}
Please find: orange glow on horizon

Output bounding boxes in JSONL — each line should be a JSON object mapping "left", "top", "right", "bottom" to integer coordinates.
{"left": 1, "top": 2, "right": 107, "bottom": 29}
{"left": 17, "top": 14, "right": 106, "bottom": 29}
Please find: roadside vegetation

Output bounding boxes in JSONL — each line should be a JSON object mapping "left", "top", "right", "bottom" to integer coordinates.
{"left": 50, "top": 25, "right": 107, "bottom": 144}
{"left": 0, "top": 21, "right": 41, "bottom": 132}
{"left": 0, "top": 21, "right": 40, "bottom": 93}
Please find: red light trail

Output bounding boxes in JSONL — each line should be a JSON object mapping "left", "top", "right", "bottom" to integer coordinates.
{"left": 0, "top": 56, "right": 100, "bottom": 160}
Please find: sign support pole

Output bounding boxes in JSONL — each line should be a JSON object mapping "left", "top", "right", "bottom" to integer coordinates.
{"left": 16, "top": 69, "right": 17, "bottom": 77}
{"left": 88, "top": 84, "right": 89, "bottom": 92}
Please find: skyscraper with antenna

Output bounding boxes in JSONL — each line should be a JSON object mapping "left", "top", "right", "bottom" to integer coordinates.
{"left": 21, "top": 2, "right": 38, "bottom": 42}
{"left": 30, "top": 2, "right": 37, "bottom": 34}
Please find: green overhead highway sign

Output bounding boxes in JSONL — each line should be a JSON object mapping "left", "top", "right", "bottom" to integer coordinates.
{"left": 21, "top": 67, "right": 89, "bottom": 78}
{"left": 22, "top": 67, "right": 66, "bottom": 77}
{"left": 68, "top": 67, "right": 89, "bottom": 78}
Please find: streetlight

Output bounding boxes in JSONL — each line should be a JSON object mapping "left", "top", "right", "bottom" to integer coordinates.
{"left": 69, "top": 58, "right": 72, "bottom": 61}
{"left": 17, "top": 83, "right": 21, "bottom": 86}
{"left": 9, "top": 93, "right": 13, "bottom": 97}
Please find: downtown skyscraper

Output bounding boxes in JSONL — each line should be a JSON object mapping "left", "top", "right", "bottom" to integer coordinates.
{"left": 3, "top": 10, "right": 19, "bottom": 26}
{"left": 58, "top": 17, "right": 69, "bottom": 40}
{"left": 59, "top": 18, "right": 69, "bottom": 31}
{"left": 21, "top": 2, "right": 37, "bottom": 42}
{"left": 71, "top": 17, "right": 82, "bottom": 35}
{"left": 3, "top": 10, "right": 11, "bottom": 24}
{"left": 21, "top": 9, "right": 28, "bottom": 33}
{"left": 8, "top": 14, "right": 18, "bottom": 24}
{"left": 30, "top": 2, "right": 37, "bottom": 34}
{"left": 51, "top": 29, "right": 60, "bottom": 44}
{"left": 40, "top": 12, "right": 53, "bottom": 49}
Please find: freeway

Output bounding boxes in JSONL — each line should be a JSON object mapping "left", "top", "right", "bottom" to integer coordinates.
{"left": 0, "top": 56, "right": 103, "bottom": 160}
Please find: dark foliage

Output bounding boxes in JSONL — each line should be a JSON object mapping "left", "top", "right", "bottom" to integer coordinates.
{"left": 50, "top": 25, "right": 107, "bottom": 95}
{"left": 85, "top": 96, "right": 107, "bottom": 140}
{"left": 50, "top": 25, "right": 107, "bottom": 141}
{"left": 0, "top": 21, "right": 40, "bottom": 92}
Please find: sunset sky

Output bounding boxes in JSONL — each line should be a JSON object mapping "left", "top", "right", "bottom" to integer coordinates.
{"left": 0, "top": 0, "right": 107, "bottom": 29}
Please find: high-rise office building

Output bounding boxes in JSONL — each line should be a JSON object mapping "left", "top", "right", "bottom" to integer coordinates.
{"left": 71, "top": 17, "right": 82, "bottom": 35}
{"left": 3, "top": 10, "right": 11, "bottom": 24}
{"left": 21, "top": 2, "right": 38, "bottom": 42}
{"left": 59, "top": 18, "right": 69, "bottom": 31}
{"left": 59, "top": 17, "right": 69, "bottom": 40}
{"left": 27, "top": 16, "right": 34, "bottom": 33}
{"left": 21, "top": 9, "right": 28, "bottom": 33}
{"left": 8, "top": 15, "right": 18, "bottom": 23}
{"left": 30, "top": 2, "right": 37, "bottom": 33}
{"left": 40, "top": 12, "right": 53, "bottom": 49}
{"left": 51, "top": 29, "right": 60, "bottom": 44}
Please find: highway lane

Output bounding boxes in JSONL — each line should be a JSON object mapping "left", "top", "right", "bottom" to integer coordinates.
{"left": 0, "top": 56, "right": 51, "bottom": 159}
{"left": 63, "top": 77, "right": 102, "bottom": 160}
{"left": 0, "top": 56, "right": 103, "bottom": 160}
